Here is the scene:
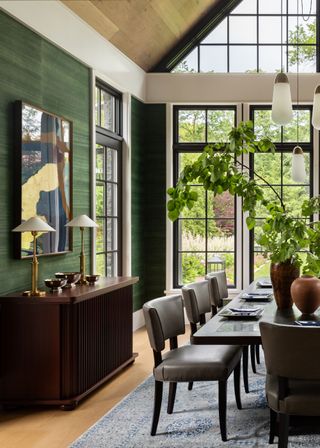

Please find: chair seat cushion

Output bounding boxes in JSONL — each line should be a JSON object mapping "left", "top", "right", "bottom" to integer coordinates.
{"left": 266, "top": 374, "right": 320, "bottom": 416}
{"left": 154, "top": 344, "right": 242, "bottom": 382}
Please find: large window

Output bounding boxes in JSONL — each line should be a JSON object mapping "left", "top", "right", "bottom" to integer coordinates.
{"left": 172, "top": 0, "right": 317, "bottom": 73}
{"left": 250, "top": 105, "right": 313, "bottom": 281}
{"left": 173, "top": 106, "right": 237, "bottom": 287}
{"left": 95, "top": 81, "right": 122, "bottom": 277}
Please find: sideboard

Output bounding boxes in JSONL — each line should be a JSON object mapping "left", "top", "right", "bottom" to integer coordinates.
{"left": 0, "top": 276, "right": 139, "bottom": 410}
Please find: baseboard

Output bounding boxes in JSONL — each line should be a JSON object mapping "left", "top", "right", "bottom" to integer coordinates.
{"left": 133, "top": 308, "right": 145, "bottom": 331}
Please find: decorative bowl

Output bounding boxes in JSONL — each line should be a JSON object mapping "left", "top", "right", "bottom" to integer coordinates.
{"left": 45, "top": 278, "right": 67, "bottom": 292}
{"left": 55, "top": 272, "right": 81, "bottom": 287}
{"left": 86, "top": 274, "right": 100, "bottom": 285}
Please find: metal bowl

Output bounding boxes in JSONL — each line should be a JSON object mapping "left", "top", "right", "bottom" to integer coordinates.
{"left": 85, "top": 274, "right": 100, "bottom": 285}
{"left": 55, "top": 272, "right": 81, "bottom": 287}
{"left": 45, "top": 278, "right": 67, "bottom": 292}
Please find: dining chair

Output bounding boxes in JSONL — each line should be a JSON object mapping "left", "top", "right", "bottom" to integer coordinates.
{"left": 206, "top": 271, "right": 259, "bottom": 393}
{"left": 260, "top": 321, "right": 320, "bottom": 448}
{"left": 143, "top": 294, "right": 242, "bottom": 441}
{"left": 182, "top": 279, "right": 242, "bottom": 398}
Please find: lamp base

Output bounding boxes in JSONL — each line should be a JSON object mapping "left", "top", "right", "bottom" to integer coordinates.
{"left": 22, "top": 290, "right": 46, "bottom": 297}
{"left": 76, "top": 279, "right": 89, "bottom": 286}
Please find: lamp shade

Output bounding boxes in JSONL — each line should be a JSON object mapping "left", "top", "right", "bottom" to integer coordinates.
{"left": 312, "top": 85, "right": 320, "bottom": 130}
{"left": 12, "top": 216, "right": 56, "bottom": 233}
{"left": 65, "top": 214, "right": 98, "bottom": 228}
{"left": 292, "top": 146, "right": 306, "bottom": 183}
{"left": 271, "top": 73, "right": 293, "bottom": 125}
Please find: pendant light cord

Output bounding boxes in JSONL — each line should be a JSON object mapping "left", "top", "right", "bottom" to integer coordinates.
{"left": 297, "top": 0, "right": 300, "bottom": 145}
{"left": 281, "top": 0, "right": 283, "bottom": 71}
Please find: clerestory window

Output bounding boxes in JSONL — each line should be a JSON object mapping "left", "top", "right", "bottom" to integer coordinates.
{"left": 171, "top": 0, "right": 317, "bottom": 74}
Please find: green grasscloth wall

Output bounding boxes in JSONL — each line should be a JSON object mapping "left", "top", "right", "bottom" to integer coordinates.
{"left": 131, "top": 98, "right": 166, "bottom": 311}
{"left": 0, "top": 11, "right": 91, "bottom": 294}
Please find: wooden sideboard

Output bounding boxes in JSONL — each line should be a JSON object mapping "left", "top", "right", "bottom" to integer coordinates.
{"left": 0, "top": 276, "right": 139, "bottom": 410}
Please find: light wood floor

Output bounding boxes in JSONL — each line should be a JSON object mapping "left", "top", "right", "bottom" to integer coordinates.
{"left": 0, "top": 326, "right": 190, "bottom": 448}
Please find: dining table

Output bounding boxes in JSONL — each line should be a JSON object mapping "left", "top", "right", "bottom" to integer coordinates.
{"left": 192, "top": 279, "right": 317, "bottom": 346}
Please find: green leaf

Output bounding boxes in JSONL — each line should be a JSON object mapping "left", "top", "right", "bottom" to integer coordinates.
{"left": 167, "top": 200, "right": 175, "bottom": 212}
{"left": 246, "top": 216, "right": 256, "bottom": 230}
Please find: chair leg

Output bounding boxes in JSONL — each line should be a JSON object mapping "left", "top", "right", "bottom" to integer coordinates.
{"left": 151, "top": 381, "right": 163, "bottom": 436}
{"left": 188, "top": 382, "right": 193, "bottom": 390}
{"left": 218, "top": 380, "right": 227, "bottom": 442}
{"left": 167, "top": 382, "right": 177, "bottom": 414}
{"left": 256, "top": 344, "right": 261, "bottom": 364}
{"left": 233, "top": 360, "right": 242, "bottom": 410}
{"left": 250, "top": 344, "right": 257, "bottom": 373}
{"left": 278, "top": 413, "right": 289, "bottom": 448}
{"left": 242, "top": 346, "right": 249, "bottom": 393}
{"left": 269, "top": 408, "right": 277, "bottom": 444}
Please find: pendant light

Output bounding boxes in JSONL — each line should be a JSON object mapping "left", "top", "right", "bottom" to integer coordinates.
{"left": 292, "top": 0, "right": 306, "bottom": 183}
{"left": 292, "top": 146, "right": 306, "bottom": 182}
{"left": 271, "top": 0, "right": 293, "bottom": 125}
{"left": 312, "top": 85, "right": 320, "bottom": 129}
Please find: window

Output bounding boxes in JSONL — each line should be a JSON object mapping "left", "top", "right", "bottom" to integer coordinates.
{"left": 173, "top": 106, "right": 237, "bottom": 287}
{"left": 250, "top": 105, "right": 313, "bottom": 281}
{"left": 171, "top": 0, "right": 317, "bottom": 73}
{"left": 95, "top": 81, "right": 122, "bottom": 277}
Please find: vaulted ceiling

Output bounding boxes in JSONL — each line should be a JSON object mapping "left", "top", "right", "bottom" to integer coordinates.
{"left": 62, "top": 0, "right": 221, "bottom": 71}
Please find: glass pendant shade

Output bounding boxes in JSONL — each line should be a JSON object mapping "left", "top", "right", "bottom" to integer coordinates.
{"left": 292, "top": 146, "right": 306, "bottom": 183}
{"left": 312, "top": 85, "right": 320, "bottom": 130}
{"left": 271, "top": 73, "right": 293, "bottom": 125}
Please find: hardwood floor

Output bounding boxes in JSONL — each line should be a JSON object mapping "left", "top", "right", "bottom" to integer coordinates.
{"left": 0, "top": 326, "right": 190, "bottom": 448}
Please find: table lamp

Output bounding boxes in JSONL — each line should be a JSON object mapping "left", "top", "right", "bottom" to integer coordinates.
{"left": 65, "top": 214, "right": 98, "bottom": 285}
{"left": 12, "top": 216, "right": 56, "bottom": 296}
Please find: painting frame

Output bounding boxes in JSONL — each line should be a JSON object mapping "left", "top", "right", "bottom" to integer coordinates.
{"left": 13, "top": 100, "right": 73, "bottom": 259}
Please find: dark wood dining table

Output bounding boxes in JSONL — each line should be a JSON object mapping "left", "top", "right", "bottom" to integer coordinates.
{"left": 192, "top": 280, "right": 317, "bottom": 346}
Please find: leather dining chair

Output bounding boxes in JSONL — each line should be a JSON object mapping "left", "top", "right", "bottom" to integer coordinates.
{"left": 143, "top": 294, "right": 242, "bottom": 442}
{"left": 182, "top": 279, "right": 242, "bottom": 399}
{"left": 260, "top": 321, "right": 320, "bottom": 448}
{"left": 206, "top": 271, "right": 260, "bottom": 393}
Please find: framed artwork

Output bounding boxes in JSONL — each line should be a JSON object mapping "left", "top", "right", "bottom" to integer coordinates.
{"left": 14, "top": 101, "right": 72, "bottom": 258}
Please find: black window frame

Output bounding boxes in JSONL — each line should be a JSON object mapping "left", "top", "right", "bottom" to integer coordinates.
{"left": 95, "top": 79, "right": 123, "bottom": 277}
{"left": 153, "top": 0, "right": 320, "bottom": 73}
{"left": 249, "top": 104, "right": 314, "bottom": 282}
{"left": 172, "top": 105, "right": 238, "bottom": 288}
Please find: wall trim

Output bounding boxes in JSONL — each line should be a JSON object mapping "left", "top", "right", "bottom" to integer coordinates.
{"left": 133, "top": 308, "right": 145, "bottom": 331}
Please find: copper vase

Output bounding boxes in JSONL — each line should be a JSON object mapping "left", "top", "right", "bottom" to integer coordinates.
{"left": 291, "top": 275, "right": 320, "bottom": 315}
{"left": 270, "top": 261, "right": 300, "bottom": 309}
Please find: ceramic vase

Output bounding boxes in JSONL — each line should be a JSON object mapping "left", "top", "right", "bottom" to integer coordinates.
{"left": 270, "top": 261, "right": 300, "bottom": 309}
{"left": 291, "top": 275, "right": 320, "bottom": 314}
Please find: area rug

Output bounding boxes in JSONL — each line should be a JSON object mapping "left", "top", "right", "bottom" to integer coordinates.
{"left": 70, "top": 360, "right": 320, "bottom": 448}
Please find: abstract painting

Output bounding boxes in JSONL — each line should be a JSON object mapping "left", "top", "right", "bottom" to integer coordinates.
{"left": 15, "top": 101, "right": 72, "bottom": 257}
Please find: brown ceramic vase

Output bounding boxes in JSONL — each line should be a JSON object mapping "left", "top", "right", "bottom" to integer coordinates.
{"left": 270, "top": 261, "right": 300, "bottom": 309}
{"left": 291, "top": 275, "right": 320, "bottom": 314}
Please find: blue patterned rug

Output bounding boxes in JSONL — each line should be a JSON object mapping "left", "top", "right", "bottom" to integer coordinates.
{"left": 70, "top": 360, "right": 320, "bottom": 448}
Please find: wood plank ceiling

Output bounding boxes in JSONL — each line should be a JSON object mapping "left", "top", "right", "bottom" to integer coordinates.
{"left": 62, "top": 0, "right": 220, "bottom": 71}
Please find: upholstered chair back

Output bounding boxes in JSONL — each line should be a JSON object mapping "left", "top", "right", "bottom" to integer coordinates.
{"left": 206, "top": 271, "right": 228, "bottom": 308}
{"left": 260, "top": 322, "right": 320, "bottom": 380}
{"left": 182, "top": 280, "right": 211, "bottom": 324}
{"left": 143, "top": 295, "right": 185, "bottom": 352}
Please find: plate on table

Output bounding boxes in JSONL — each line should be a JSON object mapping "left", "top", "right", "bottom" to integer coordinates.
{"left": 218, "top": 307, "right": 264, "bottom": 319}
{"left": 242, "top": 292, "right": 272, "bottom": 302}
{"left": 256, "top": 279, "right": 272, "bottom": 288}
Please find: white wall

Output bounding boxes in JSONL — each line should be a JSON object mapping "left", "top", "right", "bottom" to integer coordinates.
{"left": 146, "top": 73, "right": 320, "bottom": 103}
{"left": 0, "top": 0, "right": 146, "bottom": 100}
